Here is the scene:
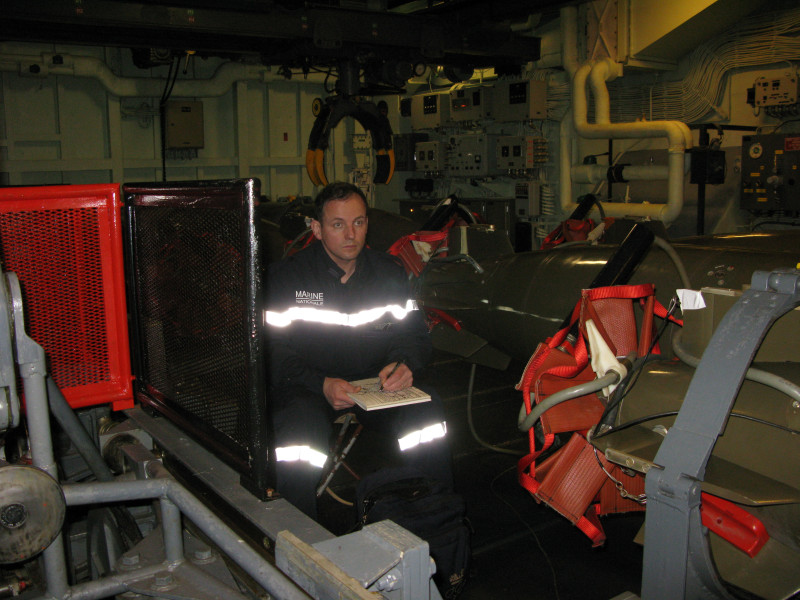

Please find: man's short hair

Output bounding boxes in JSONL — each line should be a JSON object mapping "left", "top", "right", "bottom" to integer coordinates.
{"left": 314, "top": 182, "right": 367, "bottom": 221}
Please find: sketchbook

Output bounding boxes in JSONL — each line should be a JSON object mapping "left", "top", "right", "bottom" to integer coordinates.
{"left": 347, "top": 378, "right": 431, "bottom": 411}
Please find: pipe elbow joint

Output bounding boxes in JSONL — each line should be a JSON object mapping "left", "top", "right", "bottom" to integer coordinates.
{"left": 590, "top": 58, "right": 621, "bottom": 84}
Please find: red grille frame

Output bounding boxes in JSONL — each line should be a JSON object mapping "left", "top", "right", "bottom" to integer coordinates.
{"left": 0, "top": 184, "right": 133, "bottom": 410}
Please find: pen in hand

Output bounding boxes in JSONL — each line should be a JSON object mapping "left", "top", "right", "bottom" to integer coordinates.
{"left": 379, "top": 359, "right": 404, "bottom": 391}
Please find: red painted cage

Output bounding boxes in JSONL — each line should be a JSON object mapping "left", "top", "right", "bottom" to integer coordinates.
{"left": 0, "top": 184, "right": 133, "bottom": 410}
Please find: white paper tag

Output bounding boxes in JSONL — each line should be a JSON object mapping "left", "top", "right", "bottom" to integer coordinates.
{"left": 677, "top": 289, "right": 706, "bottom": 310}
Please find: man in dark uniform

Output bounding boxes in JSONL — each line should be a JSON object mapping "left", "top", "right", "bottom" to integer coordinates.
{"left": 265, "top": 181, "right": 452, "bottom": 519}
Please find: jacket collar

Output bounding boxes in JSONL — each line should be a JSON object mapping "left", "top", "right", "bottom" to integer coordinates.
{"left": 312, "top": 240, "right": 367, "bottom": 282}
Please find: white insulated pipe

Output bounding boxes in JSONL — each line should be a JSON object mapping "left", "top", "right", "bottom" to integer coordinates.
{"left": 560, "top": 5, "right": 580, "bottom": 78}
{"left": 571, "top": 163, "right": 670, "bottom": 184}
{"left": 0, "top": 51, "right": 324, "bottom": 97}
{"left": 567, "top": 58, "right": 693, "bottom": 224}
{"left": 557, "top": 5, "right": 580, "bottom": 218}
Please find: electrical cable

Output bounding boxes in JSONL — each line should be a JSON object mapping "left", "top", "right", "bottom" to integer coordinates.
{"left": 653, "top": 236, "right": 693, "bottom": 289}
{"left": 159, "top": 55, "right": 180, "bottom": 182}
{"left": 672, "top": 328, "right": 800, "bottom": 404}
{"left": 429, "top": 253, "right": 484, "bottom": 274}
{"left": 608, "top": 6, "right": 800, "bottom": 123}
{"left": 517, "top": 372, "right": 619, "bottom": 433}
{"left": 758, "top": 118, "right": 800, "bottom": 134}
{"left": 466, "top": 363, "right": 525, "bottom": 456}
{"left": 590, "top": 194, "right": 606, "bottom": 219}
{"left": 489, "top": 464, "right": 561, "bottom": 600}
{"left": 325, "top": 487, "right": 354, "bottom": 507}
{"left": 595, "top": 296, "right": 680, "bottom": 430}
{"left": 592, "top": 409, "right": 800, "bottom": 439}
{"left": 323, "top": 67, "right": 335, "bottom": 95}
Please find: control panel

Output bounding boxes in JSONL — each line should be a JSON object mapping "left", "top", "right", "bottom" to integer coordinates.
{"left": 492, "top": 79, "right": 547, "bottom": 122}
{"left": 741, "top": 133, "right": 800, "bottom": 213}
{"left": 450, "top": 84, "right": 493, "bottom": 122}
{"left": 496, "top": 136, "right": 548, "bottom": 173}
{"left": 410, "top": 92, "right": 452, "bottom": 130}
{"left": 754, "top": 74, "right": 799, "bottom": 108}
{"left": 445, "top": 134, "right": 497, "bottom": 178}
{"left": 414, "top": 140, "right": 447, "bottom": 175}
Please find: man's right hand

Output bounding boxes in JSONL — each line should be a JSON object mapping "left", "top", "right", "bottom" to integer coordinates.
{"left": 323, "top": 377, "right": 359, "bottom": 410}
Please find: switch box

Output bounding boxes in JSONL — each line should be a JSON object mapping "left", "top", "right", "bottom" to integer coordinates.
{"left": 165, "top": 101, "right": 204, "bottom": 149}
{"left": 514, "top": 180, "right": 541, "bottom": 219}
{"left": 741, "top": 133, "right": 800, "bottom": 213}
{"left": 496, "top": 136, "right": 548, "bottom": 172}
{"left": 446, "top": 134, "right": 498, "bottom": 178}
{"left": 393, "top": 133, "right": 429, "bottom": 171}
{"left": 410, "top": 92, "right": 452, "bottom": 130}
{"left": 415, "top": 140, "right": 448, "bottom": 174}
{"left": 754, "top": 74, "right": 799, "bottom": 107}
{"left": 449, "top": 84, "right": 493, "bottom": 122}
{"left": 492, "top": 80, "right": 547, "bottom": 122}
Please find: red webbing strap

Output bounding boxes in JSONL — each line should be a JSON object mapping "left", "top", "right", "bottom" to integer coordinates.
{"left": 518, "top": 453, "right": 540, "bottom": 495}
{"left": 386, "top": 234, "right": 409, "bottom": 256}
{"left": 517, "top": 299, "right": 585, "bottom": 494}
{"left": 652, "top": 299, "right": 683, "bottom": 326}
{"left": 583, "top": 283, "right": 654, "bottom": 301}
{"left": 411, "top": 230, "right": 449, "bottom": 243}
{"left": 576, "top": 505, "right": 606, "bottom": 547}
{"left": 424, "top": 307, "right": 462, "bottom": 331}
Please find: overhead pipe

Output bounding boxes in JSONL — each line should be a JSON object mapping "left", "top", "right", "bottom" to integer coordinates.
{"left": 0, "top": 51, "right": 324, "bottom": 97}
{"left": 567, "top": 58, "right": 693, "bottom": 224}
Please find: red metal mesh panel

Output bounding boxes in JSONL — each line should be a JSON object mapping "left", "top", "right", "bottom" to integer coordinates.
{"left": 0, "top": 185, "right": 133, "bottom": 410}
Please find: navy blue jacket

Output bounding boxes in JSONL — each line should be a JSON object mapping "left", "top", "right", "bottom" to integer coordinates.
{"left": 266, "top": 242, "right": 431, "bottom": 394}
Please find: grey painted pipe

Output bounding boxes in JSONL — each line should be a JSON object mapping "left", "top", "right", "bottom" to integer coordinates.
{"left": 518, "top": 372, "right": 618, "bottom": 432}
{"left": 673, "top": 328, "right": 800, "bottom": 403}
{"left": 63, "top": 479, "right": 308, "bottom": 600}
{"left": 46, "top": 377, "right": 114, "bottom": 482}
{"left": 22, "top": 369, "right": 69, "bottom": 600}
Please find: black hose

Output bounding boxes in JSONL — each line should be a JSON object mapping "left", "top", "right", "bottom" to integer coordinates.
{"left": 47, "top": 377, "right": 114, "bottom": 482}
{"left": 46, "top": 377, "right": 143, "bottom": 547}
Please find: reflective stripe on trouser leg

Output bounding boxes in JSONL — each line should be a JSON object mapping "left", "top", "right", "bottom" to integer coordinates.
{"left": 275, "top": 445, "right": 328, "bottom": 468}
{"left": 397, "top": 421, "right": 447, "bottom": 451}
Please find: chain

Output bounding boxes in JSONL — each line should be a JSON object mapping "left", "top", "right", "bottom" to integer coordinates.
{"left": 593, "top": 447, "right": 647, "bottom": 505}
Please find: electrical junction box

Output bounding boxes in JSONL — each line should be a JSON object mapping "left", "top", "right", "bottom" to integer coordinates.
{"left": 415, "top": 140, "right": 448, "bottom": 174}
{"left": 445, "top": 134, "right": 498, "bottom": 178}
{"left": 492, "top": 79, "right": 547, "bottom": 122}
{"left": 393, "top": 133, "right": 429, "bottom": 171}
{"left": 410, "top": 92, "right": 452, "bottom": 130}
{"left": 496, "top": 136, "right": 548, "bottom": 172}
{"left": 514, "top": 180, "right": 541, "bottom": 219}
{"left": 754, "top": 73, "right": 799, "bottom": 108}
{"left": 449, "top": 84, "right": 493, "bottom": 122}
{"left": 741, "top": 133, "right": 800, "bottom": 213}
{"left": 165, "top": 101, "right": 204, "bottom": 149}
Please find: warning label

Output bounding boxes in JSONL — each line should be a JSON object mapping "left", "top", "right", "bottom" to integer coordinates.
{"left": 784, "top": 136, "right": 800, "bottom": 151}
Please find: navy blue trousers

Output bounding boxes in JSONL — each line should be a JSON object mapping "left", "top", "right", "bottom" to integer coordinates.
{"left": 271, "top": 384, "right": 453, "bottom": 519}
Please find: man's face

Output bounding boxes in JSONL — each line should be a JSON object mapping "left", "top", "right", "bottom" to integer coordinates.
{"left": 311, "top": 193, "right": 368, "bottom": 273}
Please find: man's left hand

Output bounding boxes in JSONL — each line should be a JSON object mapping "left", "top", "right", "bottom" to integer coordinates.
{"left": 379, "top": 362, "right": 413, "bottom": 392}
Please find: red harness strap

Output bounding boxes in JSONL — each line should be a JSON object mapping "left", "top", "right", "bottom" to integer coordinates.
{"left": 516, "top": 284, "right": 681, "bottom": 546}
